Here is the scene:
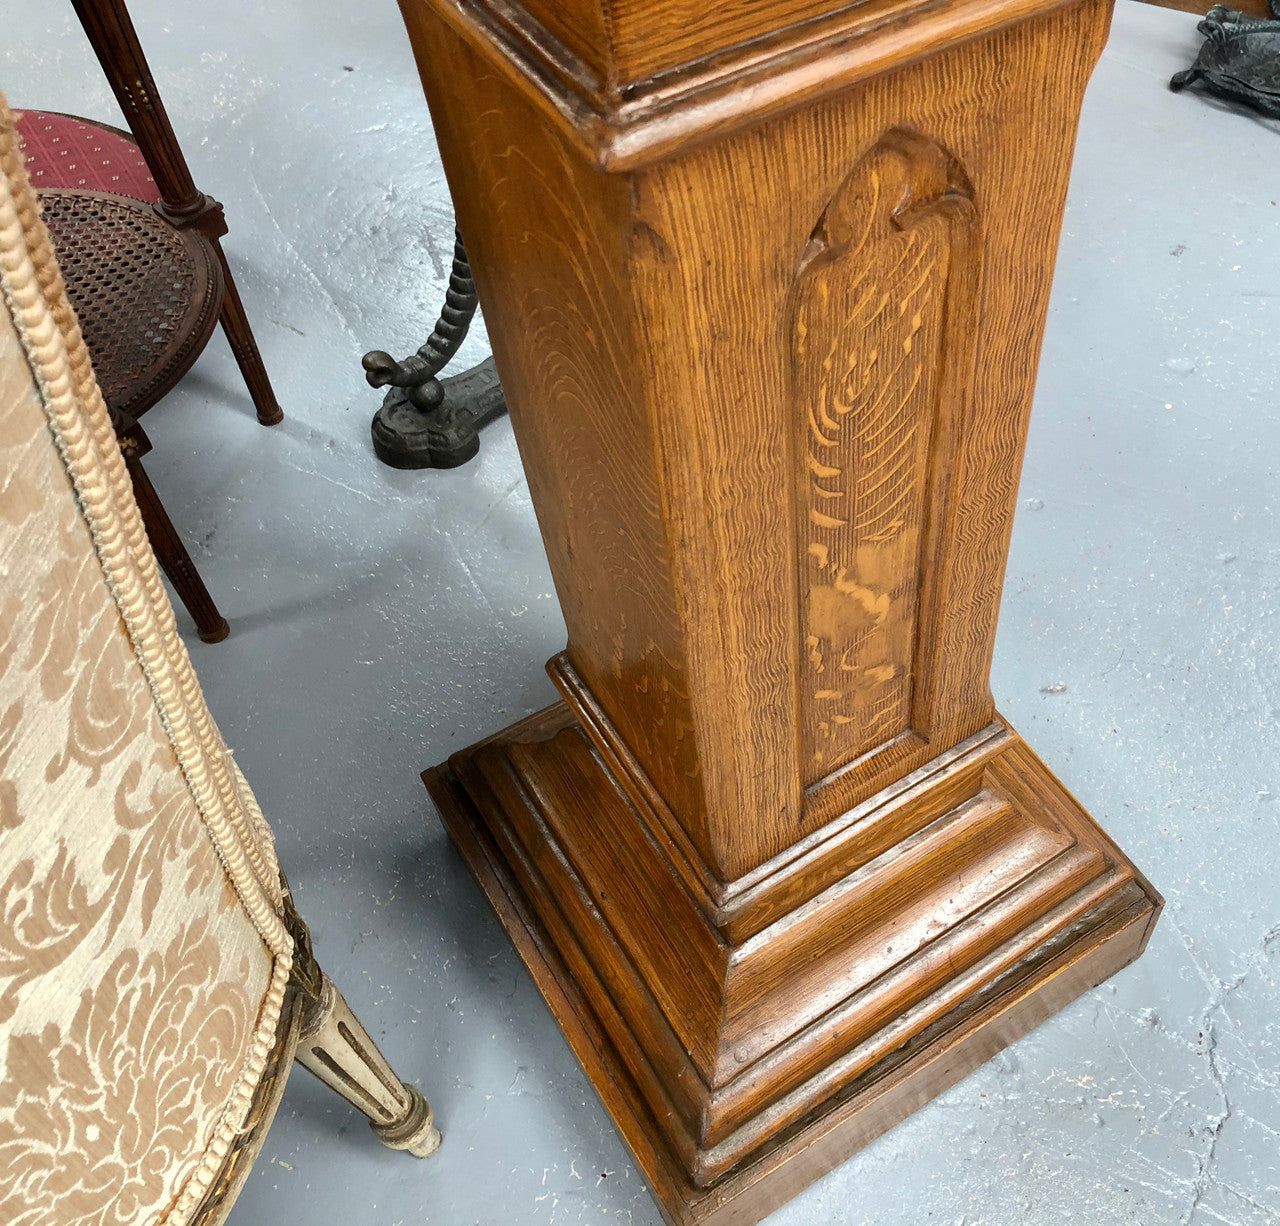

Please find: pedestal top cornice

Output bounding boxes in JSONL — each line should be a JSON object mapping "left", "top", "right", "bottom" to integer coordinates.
{"left": 406, "top": 0, "right": 1095, "bottom": 168}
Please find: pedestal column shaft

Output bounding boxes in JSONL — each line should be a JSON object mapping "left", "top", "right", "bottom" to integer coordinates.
{"left": 407, "top": 0, "right": 1109, "bottom": 881}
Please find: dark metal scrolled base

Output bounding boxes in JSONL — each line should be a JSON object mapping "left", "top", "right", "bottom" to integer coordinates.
{"left": 364, "top": 226, "right": 509, "bottom": 470}
{"left": 370, "top": 355, "right": 508, "bottom": 469}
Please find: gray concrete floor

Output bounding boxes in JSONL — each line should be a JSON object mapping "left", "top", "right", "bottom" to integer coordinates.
{"left": 4, "top": 2, "right": 1279, "bottom": 1222}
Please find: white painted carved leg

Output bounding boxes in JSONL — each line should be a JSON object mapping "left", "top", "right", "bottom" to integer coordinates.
{"left": 295, "top": 974, "right": 442, "bottom": 1158}
{"left": 280, "top": 881, "right": 440, "bottom": 1159}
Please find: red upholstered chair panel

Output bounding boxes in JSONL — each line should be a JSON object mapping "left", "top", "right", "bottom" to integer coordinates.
{"left": 14, "top": 108, "right": 160, "bottom": 202}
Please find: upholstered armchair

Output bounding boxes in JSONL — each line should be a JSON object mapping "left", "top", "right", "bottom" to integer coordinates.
{"left": 0, "top": 94, "right": 438, "bottom": 1225}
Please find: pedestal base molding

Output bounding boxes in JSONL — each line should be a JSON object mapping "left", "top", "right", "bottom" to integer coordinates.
{"left": 425, "top": 698, "right": 1160, "bottom": 1226}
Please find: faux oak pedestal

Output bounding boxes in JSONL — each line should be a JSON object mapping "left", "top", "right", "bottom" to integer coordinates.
{"left": 407, "top": 0, "right": 1162, "bottom": 1219}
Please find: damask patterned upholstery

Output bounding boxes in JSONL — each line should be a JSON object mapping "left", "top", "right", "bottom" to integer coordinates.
{"left": 0, "top": 93, "right": 293, "bottom": 1226}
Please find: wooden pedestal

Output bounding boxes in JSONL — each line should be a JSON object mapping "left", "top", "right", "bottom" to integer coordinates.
{"left": 405, "top": 0, "right": 1162, "bottom": 1218}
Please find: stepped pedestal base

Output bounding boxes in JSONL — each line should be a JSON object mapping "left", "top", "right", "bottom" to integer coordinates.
{"left": 425, "top": 698, "right": 1160, "bottom": 1226}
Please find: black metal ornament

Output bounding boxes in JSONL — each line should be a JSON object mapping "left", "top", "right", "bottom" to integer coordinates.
{"left": 364, "top": 226, "right": 508, "bottom": 469}
{"left": 1170, "top": 1, "right": 1280, "bottom": 120}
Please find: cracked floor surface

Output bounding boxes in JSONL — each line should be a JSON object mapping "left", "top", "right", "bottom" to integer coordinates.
{"left": 2, "top": 1, "right": 1278, "bottom": 1223}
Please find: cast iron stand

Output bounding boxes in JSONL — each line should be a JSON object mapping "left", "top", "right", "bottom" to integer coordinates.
{"left": 1171, "top": 0, "right": 1280, "bottom": 117}
{"left": 364, "top": 227, "right": 508, "bottom": 469}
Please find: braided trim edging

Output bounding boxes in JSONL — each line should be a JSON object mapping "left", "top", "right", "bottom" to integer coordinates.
{"left": 170, "top": 959, "right": 293, "bottom": 1225}
{"left": 0, "top": 95, "right": 284, "bottom": 925}
{"left": 0, "top": 93, "right": 292, "bottom": 1226}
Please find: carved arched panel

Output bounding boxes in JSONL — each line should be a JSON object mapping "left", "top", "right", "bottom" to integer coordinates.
{"left": 792, "top": 128, "right": 979, "bottom": 789}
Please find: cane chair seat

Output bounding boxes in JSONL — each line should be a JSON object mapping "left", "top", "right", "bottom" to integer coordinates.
{"left": 38, "top": 188, "right": 223, "bottom": 417}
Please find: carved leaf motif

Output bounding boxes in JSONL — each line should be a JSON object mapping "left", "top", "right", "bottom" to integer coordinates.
{"left": 793, "top": 130, "right": 977, "bottom": 783}
{"left": 0, "top": 758, "right": 206, "bottom": 1024}
{"left": 42, "top": 601, "right": 151, "bottom": 788}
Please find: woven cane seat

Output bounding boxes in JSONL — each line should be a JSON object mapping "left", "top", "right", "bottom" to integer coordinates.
{"left": 39, "top": 188, "right": 222, "bottom": 416}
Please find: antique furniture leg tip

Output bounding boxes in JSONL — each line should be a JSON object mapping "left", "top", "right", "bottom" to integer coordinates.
{"left": 293, "top": 968, "right": 442, "bottom": 1159}
{"left": 198, "top": 615, "right": 231, "bottom": 644}
{"left": 371, "top": 1084, "right": 442, "bottom": 1158}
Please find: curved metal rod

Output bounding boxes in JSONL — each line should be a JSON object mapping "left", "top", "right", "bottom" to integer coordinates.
{"left": 362, "top": 226, "right": 478, "bottom": 394}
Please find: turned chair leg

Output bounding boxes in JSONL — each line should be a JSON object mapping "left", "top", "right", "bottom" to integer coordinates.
{"left": 117, "top": 417, "right": 230, "bottom": 644}
{"left": 281, "top": 885, "right": 440, "bottom": 1159}
{"left": 67, "top": 0, "right": 283, "bottom": 429}
{"left": 214, "top": 243, "right": 284, "bottom": 427}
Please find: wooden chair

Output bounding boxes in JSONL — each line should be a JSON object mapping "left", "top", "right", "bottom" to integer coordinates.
{"left": 13, "top": 0, "right": 284, "bottom": 642}
{"left": 0, "top": 94, "right": 436, "bottom": 1225}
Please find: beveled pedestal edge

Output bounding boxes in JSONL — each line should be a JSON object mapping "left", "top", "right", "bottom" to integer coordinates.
{"left": 402, "top": 0, "right": 1110, "bottom": 169}
{"left": 423, "top": 703, "right": 1161, "bottom": 1226}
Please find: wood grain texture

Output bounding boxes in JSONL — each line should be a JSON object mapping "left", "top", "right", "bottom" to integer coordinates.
{"left": 427, "top": 714, "right": 1159, "bottom": 1223}
{"left": 404, "top": 20, "right": 709, "bottom": 841}
{"left": 406, "top": 0, "right": 1113, "bottom": 169}
{"left": 427, "top": 705, "right": 1158, "bottom": 1195}
{"left": 613, "top": 2, "right": 1104, "bottom": 872}
{"left": 793, "top": 129, "right": 978, "bottom": 782}
{"left": 401, "top": 0, "right": 1161, "bottom": 1219}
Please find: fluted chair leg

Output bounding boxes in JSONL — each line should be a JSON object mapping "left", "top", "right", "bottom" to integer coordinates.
{"left": 120, "top": 429, "right": 230, "bottom": 644}
{"left": 295, "top": 974, "right": 441, "bottom": 1157}
{"left": 214, "top": 243, "right": 284, "bottom": 426}
{"left": 281, "top": 886, "right": 440, "bottom": 1159}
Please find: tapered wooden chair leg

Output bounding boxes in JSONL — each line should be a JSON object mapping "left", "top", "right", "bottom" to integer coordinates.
{"left": 125, "top": 452, "right": 230, "bottom": 644}
{"left": 214, "top": 243, "right": 284, "bottom": 426}
{"left": 294, "top": 972, "right": 441, "bottom": 1158}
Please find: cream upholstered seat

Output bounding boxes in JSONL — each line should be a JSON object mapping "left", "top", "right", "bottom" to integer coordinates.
{"left": 0, "top": 94, "right": 438, "bottom": 1226}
